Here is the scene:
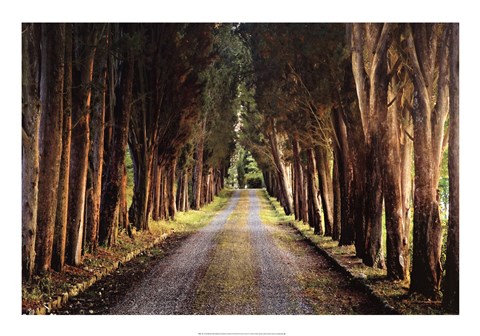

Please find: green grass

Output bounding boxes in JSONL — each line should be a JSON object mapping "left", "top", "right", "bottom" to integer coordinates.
{"left": 148, "top": 188, "right": 234, "bottom": 236}
{"left": 257, "top": 189, "right": 294, "bottom": 225}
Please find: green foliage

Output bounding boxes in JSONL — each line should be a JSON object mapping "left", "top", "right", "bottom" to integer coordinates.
{"left": 201, "top": 24, "right": 252, "bottom": 169}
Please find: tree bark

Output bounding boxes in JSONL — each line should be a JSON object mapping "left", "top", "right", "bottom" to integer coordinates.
{"left": 152, "top": 162, "right": 161, "bottom": 220}
{"left": 85, "top": 30, "right": 107, "bottom": 253}
{"left": 315, "top": 145, "right": 333, "bottom": 236}
{"left": 292, "top": 139, "right": 308, "bottom": 223}
{"left": 22, "top": 23, "right": 41, "bottom": 280}
{"left": 192, "top": 118, "right": 206, "bottom": 210}
{"left": 183, "top": 169, "right": 190, "bottom": 211}
{"left": 332, "top": 108, "right": 354, "bottom": 245}
{"left": 306, "top": 148, "right": 323, "bottom": 235}
{"left": 443, "top": 23, "right": 459, "bottom": 313}
{"left": 267, "top": 122, "right": 294, "bottom": 215}
{"left": 380, "top": 68, "right": 409, "bottom": 279}
{"left": 119, "top": 165, "right": 131, "bottom": 237}
{"left": 351, "top": 23, "right": 392, "bottom": 269}
{"left": 35, "top": 23, "right": 65, "bottom": 273}
{"left": 332, "top": 152, "right": 342, "bottom": 241}
{"left": 167, "top": 157, "right": 178, "bottom": 219}
{"left": 334, "top": 58, "right": 367, "bottom": 257}
{"left": 52, "top": 23, "right": 72, "bottom": 272}
{"left": 129, "top": 145, "right": 153, "bottom": 231}
{"left": 99, "top": 36, "right": 135, "bottom": 247}
{"left": 406, "top": 24, "right": 449, "bottom": 298}
{"left": 66, "top": 25, "right": 97, "bottom": 266}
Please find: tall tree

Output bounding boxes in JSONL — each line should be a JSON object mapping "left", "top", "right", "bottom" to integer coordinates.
{"left": 443, "top": 23, "right": 459, "bottom": 313}
{"left": 128, "top": 24, "right": 176, "bottom": 230}
{"left": 52, "top": 23, "right": 73, "bottom": 272}
{"left": 85, "top": 26, "right": 108, "bottom": 252}
{"left": 306, "top": 148, "right": 323, "bottom": 234}
{"left": 350, "top": 23, "right": 393, "bottom": 268}
{"left": 22, "top": 23, "right": 41, "bottom": 280}
{"left": 66, "top": 24, "right": 98, "bottom": 265}
{"left": 406, "top": 23, "right": 450, "bottom": 298}
{"left": 377, "top": 33, "right": 411, "bottom": 280}
{"left": 99, "top": 25, "right": 135, "bottom": 247}
{"left": 315, "top": 145, "right": 334, "bottom": 236}
{"left": 34, "top": 23, "right": 65, "bottom": 273}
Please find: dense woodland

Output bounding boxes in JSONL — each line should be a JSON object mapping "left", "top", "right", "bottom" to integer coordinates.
{"left": 22, "top": 23, "right": 459, "bottom": 313}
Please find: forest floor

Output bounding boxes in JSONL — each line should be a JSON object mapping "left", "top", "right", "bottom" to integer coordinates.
{"left": 23, "top": 189, "right": 445, "bottom": 315}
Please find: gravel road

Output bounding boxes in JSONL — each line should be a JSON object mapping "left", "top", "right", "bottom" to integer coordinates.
{"left": 107, "top": 189, "right": 386, "bottom": 315}
{"left": 247, "top": 189, "right": 312, "bottom": 314}
{"left": 108, "top": 191, "right": 240, "bottom": 314}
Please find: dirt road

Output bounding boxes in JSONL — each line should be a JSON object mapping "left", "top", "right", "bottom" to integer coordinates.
{"left": 57, "top": 189, "right": 387, "bottom": 315}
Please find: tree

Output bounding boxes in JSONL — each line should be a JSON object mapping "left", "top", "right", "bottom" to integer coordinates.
{"left": 99, "top": 24, "right": 135, "bottom": 247}
{"left": 128, "top": 24, "right": 177, "bottom": 229}
{"left": 66, "top": 24, "right": 99, "bottom": 265}
{"left": 443, "top": 23, "right": 459, "bottom": 313}
{"left": 350, "top": 23, "right": 393, "bottom": 268}
{"left": 34, "top": 23, "right": 65, "bottom": 273}
{"left": 406, "top": 23, "right": 451, "bottom": 298}
{"left": 85, "top": 25, "right": 108, "bottom": 253}
{"left": 22, "top": 23, "right": 41, "bottom": 281}
{"left": 52, "top": 23, "right": 72, "bottom": 271}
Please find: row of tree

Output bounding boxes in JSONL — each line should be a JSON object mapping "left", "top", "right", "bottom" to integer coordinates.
{"left": 22, "top": 23, "right": 244, "bottom": 281}
{"left": 238, "top": 23, "right": 459, "bottom": 312}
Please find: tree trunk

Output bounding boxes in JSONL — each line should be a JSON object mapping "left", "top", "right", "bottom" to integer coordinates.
{"left": 267, "top": 123, "right": 294, "bottom": 215}
{"left": 400, "top": 103, "right": 413, "bottom": 280}
{"left": 129, "top": 146, "right": 153, "bottom": 231}
{"left": 380, "top": 70, "right": 409, "bottom": 280}
{"left": 306, "top": 148, "right": 323, "bottom": 235}
{"left": 351, "top": 23, "right": 392, "bottom": 269}
{"left": 22, "top": 23, "right": 41, "bottom": 281}
{"left": 152, "top": 162, "right": 161, "bottom": 220}
{"left": 52, "top": 23, "right": 72, "bottom": 272}
{"left": 334, "top": 58, "right": 367, "bottom": 257}
{"left": 443, "top": 23, "right": 459, "bottom": 313}
{"left": 167, "top": 157, "right": 178, "bottom": 219}
{"left": 66, "top": 25, "right": 97, "bottom": 266}
{"left": 292, "top": 139, "right": 307, "bottom": 223}
{"left": 332, "top": 152, "right": 342, "bottom": 241}
{"left": 406, "top": 24, "right": 449, "bottom": 298}
{"left": 183, "top": 169, "right": 190, "bottom": 211}
{"left": 35, "top": 23, "right": 65, "bottom": 273}
{"left": 161, "top": 169, "right": 169, "bottom": 218}
{"left": 99, "top": 39, "right": 135, "bottom": 247}
{"left": 119, "top": 165, "right": 131, "bottom": 237}
{"left": 332, "top": 108, "right": 354, "bottom": 245}
{"left": 192, "top": 118, "right": 206, "bottom": 210}
{"left": 315, "top": 145, "right": 333, "bottom": 236}
{"left": 176, "top": 168, "right": 184, "bottom": 212}
{"left": 85, "top": 31, "right": 107, "bottom": 253}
